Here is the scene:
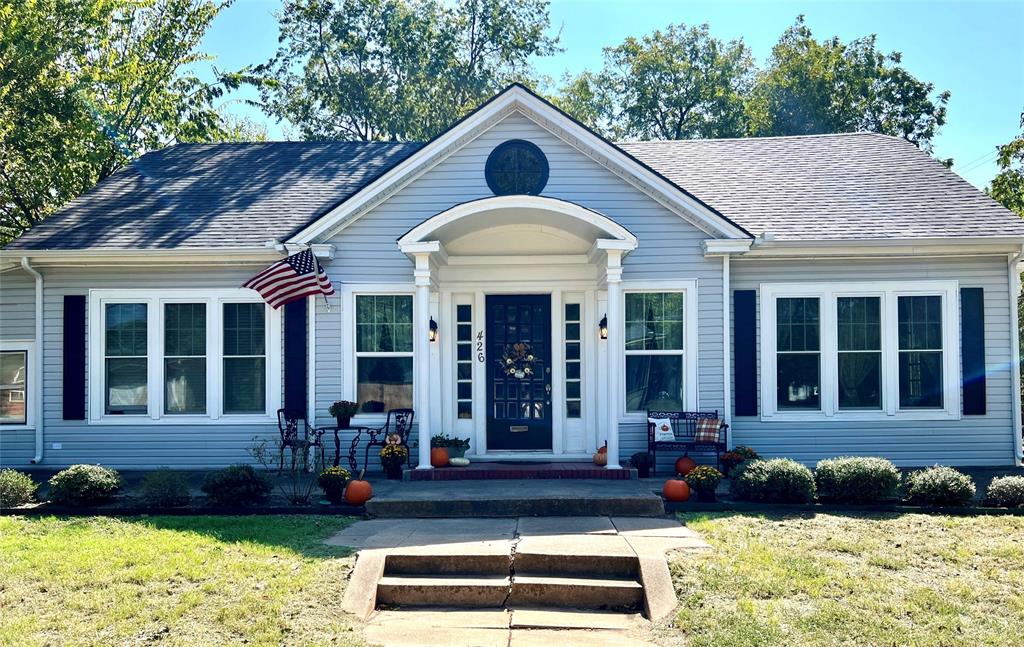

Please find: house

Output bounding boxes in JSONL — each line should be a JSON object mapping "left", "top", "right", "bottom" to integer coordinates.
{"left": 1, "top": 84, "right": 1022, "bottom": 472}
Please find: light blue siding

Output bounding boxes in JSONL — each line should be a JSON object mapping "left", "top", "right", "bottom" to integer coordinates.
{"left": 730, "top": 255, "right": 1017, "bottom": 466}
{"left": 0, "top": 269, "right": 35, "bottom": 340}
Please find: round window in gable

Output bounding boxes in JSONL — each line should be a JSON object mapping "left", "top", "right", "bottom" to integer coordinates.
{"left": 484, "top": 139, "right": 549, "bottom": 196}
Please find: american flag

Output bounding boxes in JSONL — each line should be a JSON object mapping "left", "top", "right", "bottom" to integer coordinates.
{"left": 243, "top": 249, "right": 335, "bottom": 308}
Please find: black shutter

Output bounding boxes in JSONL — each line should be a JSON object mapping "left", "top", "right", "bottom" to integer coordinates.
{"left": 960, "top": 287, "right": 986, "bottom": 415}
{"left": 63, "top": 295, "right": 86, "bottom": 420}
{"left": 283, "top": 298, "right": 308, "bottom": 418}
{"left": 734, "top": 289, "right": 758, "bottom": 416}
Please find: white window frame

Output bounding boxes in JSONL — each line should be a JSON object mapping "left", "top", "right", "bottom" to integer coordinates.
{"left": 620, "top": 279, "right": 699, "bottom": 419}
{"left": 760, "top": 281, "right": 961, "bottom": 422}
{"left": 340, "top": 284, "right": 417, "bottom": 425}
{"left": 88, "top": 289, "right": 281, "bottom": 424}
{"left": 0, "top": 340, "right": 35, "bottom": 429}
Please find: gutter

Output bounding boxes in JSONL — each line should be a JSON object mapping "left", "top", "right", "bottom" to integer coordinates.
{"left": 20, "top": 257, "right": 44, "bottom": 464}
{"left": 1011, "top": 247, "right": 1024, "bottom": 468}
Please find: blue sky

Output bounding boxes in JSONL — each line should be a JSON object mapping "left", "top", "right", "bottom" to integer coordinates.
{"left": 202, "top": 0, "right": 1024, "bottom": 190}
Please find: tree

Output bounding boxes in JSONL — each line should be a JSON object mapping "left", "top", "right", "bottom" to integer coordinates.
{"left": 555, "top": 23, "right": 754, "bottom": 140}
{"left": 989, "top": 112, "right": 1024, "bottom": 217}
{"left": 746, "top": 16, "right": 949, "bottom": 152}
{"left": 249, "top": 0, "right": 559, "bottom": 142}
{"left": 0, "top": 0, "right": 244, "bottom": 244}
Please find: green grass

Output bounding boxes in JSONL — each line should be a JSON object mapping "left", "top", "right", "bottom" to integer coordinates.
{"left": 668, "top": 512, "right": 1024, "bottom": 647}
{"left": 0, "top": 515, "right": 363, "bottom": 647}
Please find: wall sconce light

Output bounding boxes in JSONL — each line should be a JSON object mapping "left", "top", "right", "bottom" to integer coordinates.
{"left": 599, "top": 314, "right": 608, "bottom": 340}
{"left": 429, "top": 317, "right": 438, "bottom": 342}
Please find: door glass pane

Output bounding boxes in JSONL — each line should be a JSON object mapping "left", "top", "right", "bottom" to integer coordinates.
{"left": 106, "top": 358, "right": 148, "bottom": 414}
{"left": 625, "top": 355, "right": 683, "bottom": 411}
{"left": 357, "top": 357, "right": 413, "bottom": 410}
{"left": 777, "top": 354, "right": 820, "bottom": 410}
{"left": 0, "top": 351, "right": 27, "bottom": 424}
{"left": 224, "top": 358, "right": 266, "bottom": 414}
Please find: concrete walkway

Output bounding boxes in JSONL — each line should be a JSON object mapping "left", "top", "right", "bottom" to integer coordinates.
{"left": 327, "top": 516, "right": 710, "bottom": 646}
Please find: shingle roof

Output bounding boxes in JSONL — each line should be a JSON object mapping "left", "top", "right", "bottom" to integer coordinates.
{"left": 5, "top": 141, "right": 422, "bottom": 250}
{"left": 7, "top": 131, "right": 1022, "bottom": 251}
{"left": 620, "top": 132, "right": 1024, "bottom": 240}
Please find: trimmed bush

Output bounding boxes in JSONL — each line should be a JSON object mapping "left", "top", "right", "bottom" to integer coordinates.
{"left": 731, "top": 458, "right": 816, "bottom": 504}
{"left": 815, "top": 456, "right": 901, "bottom": 504}
{"left": 984, "top": 475, "right": 1024, "bottom": 508}
{"left": 0, "top": 469, "right": 37, "bottom": 508}
{"left": 138, "top": 468, "right": 191, "bottom": 507}
{"left": 905, "top": 466, "right": 976, "bottom": 507}
{"left": 201, "top": 465, "right": 271, "bottom": 506}
{"left": 48, "top": 464, "right": 122, "bottom": 506}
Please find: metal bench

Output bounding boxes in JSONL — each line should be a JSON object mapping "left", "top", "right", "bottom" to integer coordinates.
{"left": 646, "top": 410, "right": 728, "bottom": 475}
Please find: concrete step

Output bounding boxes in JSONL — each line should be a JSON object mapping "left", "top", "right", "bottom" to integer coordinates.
{"left": 384, "top": 547, "right": 512, "bottom": 576}
{"left": 508, "top": 608, "right": 643, "bottom": 630}
{"left": 376, "top": 575, "right": 511, "bottom": 608}
{"left": 367, "top": 496, "right": 665, "bottom": 518}
{"left": 508, "top": 574, "right": 644, "bottom": 611}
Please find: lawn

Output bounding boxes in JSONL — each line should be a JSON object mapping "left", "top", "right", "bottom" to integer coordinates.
{"left": 668, "top": 512, "right": 1024, "bottom": 647}
{"left": 0, "top": 515, "right": 363, "bottom": 647}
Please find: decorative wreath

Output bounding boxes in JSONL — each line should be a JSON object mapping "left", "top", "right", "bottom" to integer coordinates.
{"left": 500, "top": 342, "right": 537, "bottom": 380}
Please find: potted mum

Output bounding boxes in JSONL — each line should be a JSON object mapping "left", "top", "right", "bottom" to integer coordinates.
{"left": 685, "top": 465, "right": 723, "bottom": 502}
{"left": 432, "top": 433, "right": 470, "bottom": 459}
{"left": 328, "top": 400, "right": 359, "bottom": 429}
{"left": 317, "top": 466, "right": 351, "bottom": 504}
{"left": 379, "top": 444, "right": 409, "bottom": 480}
{"left": 719, "top": 445, "right": 759, "bottom": 476}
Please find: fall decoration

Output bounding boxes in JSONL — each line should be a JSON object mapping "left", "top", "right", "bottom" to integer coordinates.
{"left": 430, "top": 447, "right": 450, "bottom": 468}
{"left": 499, "top": 342, "right": 537, "bottom": 379}
{"left": 344, "top": 470, "right": 372, "bottom": 506}
{"left": 675, "top": 456, "right": 697, "bottom": 476}
{"left": 662, "top": 477, "right": 691, "bottom": 502}
{"left": 593, "top": 451, "right": 608, "bottom": 466}
{"left": 449, "top": 457, "right": 471, "bottom": 467}
{"left": 597, "top": 442, "right": 608, "bottom": 455}
{"left": 317, "top": 466, "right": 350, "bottom": 504}
{"left": 685, "top": 465, "right": 723, "bottom": 501}
{"left": 328, "top": 400, "right": 358, "bottom": 428}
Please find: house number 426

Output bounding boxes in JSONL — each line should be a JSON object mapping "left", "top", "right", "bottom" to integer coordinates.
{"left": 476, "top": 330, "right": 485, "bottom": 362}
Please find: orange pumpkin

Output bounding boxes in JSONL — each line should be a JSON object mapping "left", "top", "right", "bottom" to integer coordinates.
{"left": 675, "top": 456, "right": 697, "bottom": 476}
{"left": 597, "top": 442, "right": 608, "bottom": 455}
{"left": 344, "top": 472, "right": 373, "bottom": 506}
{"left": 662, "top": 478, "right": 691, "bottom": 502}
{"left": 430, "top": 447, "right": 450, "bottom": 468}
{"left": 593, "top": 452, "right": 608, "bottom": 466}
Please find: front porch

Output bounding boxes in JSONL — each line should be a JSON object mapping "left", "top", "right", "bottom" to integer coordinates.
{"left": 403, "top": 460, "right": 637, "bottom": 481}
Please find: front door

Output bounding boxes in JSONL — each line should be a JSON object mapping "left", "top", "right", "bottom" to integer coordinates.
{"left": 486, "top": 295, "right": 552, "bottom": 450}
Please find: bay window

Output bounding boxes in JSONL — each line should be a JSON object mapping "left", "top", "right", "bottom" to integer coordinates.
{"left": 355, "top": 294, "right": 414, "bottom": 412}
{"left": 760, "top": 281, "right": 959, "bottom": 420}
{"left": 624, "top": 290, "right": 688, "bottom": 412}
{"left": 89, "top": 290, "right": 280, "bottom": 422}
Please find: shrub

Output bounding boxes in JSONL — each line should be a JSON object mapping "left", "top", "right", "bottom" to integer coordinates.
{"left": 731, "top": 458, "right": 816, "bottom": 503}
{"left": 0, "top": 469, "right": 37, "bottom": 508}
{"left": 138, "top": 468, "right": 191, "bottom": 507}
{"left": 984, "top": 475, "right": 1024, "bottom": 508}
{"left": 815, "top": 456, "right": 901, "bottom": 504}
{"left": 48, "top": 464, "right": 122, "bottom": 506}
{"left": 201, "top": 465, "right": 271, "bottom": 506}
{"left": 905, "top": 466, "right": 976, "bottom": 507}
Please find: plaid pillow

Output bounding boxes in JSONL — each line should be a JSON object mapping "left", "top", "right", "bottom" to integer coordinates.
{"left": 694, "top": 418, "right": 721, "bottom": 443}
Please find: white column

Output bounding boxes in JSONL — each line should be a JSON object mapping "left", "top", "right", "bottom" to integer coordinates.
{"left": 414, "top": 253, "right": 433, "bottom": 469}
{"left": 605, "top": 251, "right": 623, "bottom": 469}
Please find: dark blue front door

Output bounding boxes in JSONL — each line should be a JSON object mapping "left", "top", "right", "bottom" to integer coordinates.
{"left": 486, "top": 295, "right": 552, "bottom": 450}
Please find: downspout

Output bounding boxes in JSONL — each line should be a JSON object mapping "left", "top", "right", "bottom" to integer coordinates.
{"left": 1010, "top": 247, "right": 1024, "bottom": 467}
{"left": 722, "top": 254, "right": 732, "bottom": 447}
{"left": 20, "top": 257, "right": 44, "bottom": 464}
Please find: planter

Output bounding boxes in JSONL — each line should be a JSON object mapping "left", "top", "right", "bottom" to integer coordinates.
{"left": 322, "top": 485, "right": 345, "bottom": 505}
{"left": 636, "top": 465, "right": 650, "bottom": 479}
{"left": 448, "top": 446, "right": 467, "bottom": 459}
{"left": 384, "top": 463, "right": 404, "bottom": 480}
{"left": 335, "top": 416, "right": 351, "bottom": 430}
{"left": 694, "top": 490, "right": 717, "bottom": 503}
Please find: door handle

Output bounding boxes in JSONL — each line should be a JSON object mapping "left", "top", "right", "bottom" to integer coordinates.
{"left": 545, "top": 384, "right": 552, "bottom": 393}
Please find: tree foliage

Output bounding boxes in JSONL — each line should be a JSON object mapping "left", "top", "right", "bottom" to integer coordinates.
{"left": 989, "top": 112, "right": 1024, "bottom": 218}
{"left": 556, "top": 23, "right": 754, "bottom": 140}
{"left": 0, "top": 0, "right": 243, "bottom": 244}
{"left": 746, "top": 16, "right": 949, "bottom": 151}
{"left": 249, "top": 0, "right": 559, "bottom": 142}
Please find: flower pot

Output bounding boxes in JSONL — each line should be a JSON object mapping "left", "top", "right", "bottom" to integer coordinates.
{"left": 695, "top": 489, "right": 717, "bottom": 503}
{"left": 636, "top": 465, "right": 650, "bottom": 479}
{"left": 448, "top": 446, "right": 467, "bottom": 459}
{"left": 384, "top": 463, "right": 404, "bottom": 480}
{"left": 322, "top": 485, "right": 345, "bottom": 504}
{"left": 335, "top": 416, "right": 351, "bottom": 430}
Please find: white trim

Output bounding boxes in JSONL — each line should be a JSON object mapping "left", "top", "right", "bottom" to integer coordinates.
{"left": 291, "top": 85, "right": 750, "bottom": 244}
{"left": 87, "top": 289, "right": 282, "bottom": 425}
{"left": 619, "top": 279, "right": 700, "bottom": 422}
{"left": 704, "top": 239, "right": 754, "bottom": 255}
{"left": 307, "top": 294, "right": 316, "bottom": 424}
{"left": 1010, "top": 249, "right": 1024, "bottom": 467}
{"left": 744, "top": 237, "right": 1024, "bottom": 259}
{"left": 759, "top": 281, "right": 961, "bottom": 422}
{"left": 0, "top": 340, "right": 36, "bottom": 430}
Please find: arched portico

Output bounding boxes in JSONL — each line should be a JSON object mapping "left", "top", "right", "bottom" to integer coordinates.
{"left": 398, "top": 196, "right": 637, "bottom": 471}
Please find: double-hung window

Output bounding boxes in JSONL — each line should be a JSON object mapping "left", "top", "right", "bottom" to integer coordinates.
{"left": 0, "top": 343, "right": 31, "bottom": 426}
{"left": 623, "top": 282, "right": 697, "bottom": 413}
{"left": 761, "top": 281, "right": 959, "bottom": 420}
{"left": 89, "top": 290, "right": 280, "bottom": 422}
{"left": 355, "top": 295, "right": 414, "bottom": 412}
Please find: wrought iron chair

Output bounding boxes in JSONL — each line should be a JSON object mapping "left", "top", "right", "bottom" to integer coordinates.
{"left": 362, "top": 408, "right": 415, "bottom": 472}
{"left": 276, "top": 408, "right": 329, "bottom": 473}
